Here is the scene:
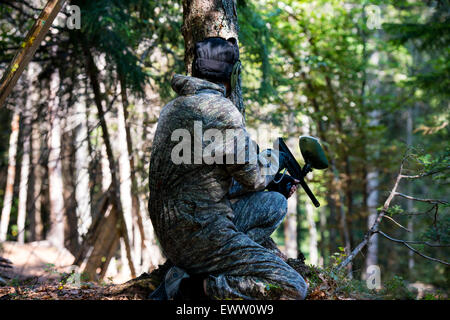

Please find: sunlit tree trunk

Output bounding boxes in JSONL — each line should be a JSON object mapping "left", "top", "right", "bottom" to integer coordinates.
{"left": 284, "top": 193, "right": 298, "bottom": 259}
{"left": 73, "top": 91, "right": 91, "bottom": 240}
{"left": 284, "top": 113, "right": 298, "bottom": 258}
{"left": 305, "top": 187, "right": 319, "bottom": 265}
{"left": 101, "top": 145, "right": 111, "bottom": 192}
{"left": 318, "top": 205, "right": 327, "bottom": 267}
{"left": 17, "top": 65, "right": 38, "bottom": 243}
{"left": 303, "top": 116, "right": 319, "bottom": 265}
{"left": 17, "top": 111, "right": 31, "bottom": 244}
{"left": 117, "top": 78, "right": 137, "bottom": 273}
{"left": 47, "top": 68, "right": 65, "bottom": 249}
{"left": 364, "top": 109, "right": 381, "bottom": 278}
{"left": 361, "top": 14, "right": 379, "bottom": 279}
{"left": 0, "top": 109, "right": 20, "bottom": 241}
{"left": 365, "top": 170, "right": 379, "bottom": 269}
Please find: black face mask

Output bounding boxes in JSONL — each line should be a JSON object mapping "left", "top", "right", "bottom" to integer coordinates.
{"left": 192, "top": 37, "right": 239, "bottom": 84}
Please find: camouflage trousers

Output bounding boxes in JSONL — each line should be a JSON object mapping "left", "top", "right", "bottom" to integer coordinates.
{"left": 175, "top": 191, "right": 308, "bottom": 300}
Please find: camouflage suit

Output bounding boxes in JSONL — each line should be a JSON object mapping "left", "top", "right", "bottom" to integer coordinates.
{"left": 148, "top": 74, "right": 307, "bottom": 300}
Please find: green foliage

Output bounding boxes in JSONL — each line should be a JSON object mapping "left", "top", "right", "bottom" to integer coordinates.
{"left": 381, "top": 275, "right": 417, "bottom": 300}
{"left": 385, "top": 205, "right": 404, "bottom": 216}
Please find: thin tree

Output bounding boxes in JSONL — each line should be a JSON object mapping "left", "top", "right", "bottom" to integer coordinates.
{"left": 73, "top": 88, "right": 91, "bottom": 240}
{"left": 0, "top": 109, "right": 20, "bottom": 241}
{"left": 82, "top": 43, "right": 136, "bottom": 278}
{"left": 284, "top": 112, "right": 298, "bottom": 259}
{"left": 47, "top": 67, "right": 65, "bottom": 249}
{"left": 17, "top": 99, "right": 32, "bottom": 244}
{"left": 29, "top": 109, "right": 44, "bottom": 241}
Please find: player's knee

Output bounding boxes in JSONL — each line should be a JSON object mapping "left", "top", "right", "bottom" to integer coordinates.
{"left": 293, "top": 274, "right": 308, "bottom": 300}
{"left": 266, "top": 191, "right": 287, "bottom": 220}
{"left": 268, "top": 268, "right": 308, "bottom": 300}
{"left": 281, "top": 270, "right": 308, "bottom": 300}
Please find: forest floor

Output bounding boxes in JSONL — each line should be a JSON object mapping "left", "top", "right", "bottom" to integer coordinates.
{"left": 0, "top": 260, "right": 351, "bottom": 300}
{"left": 0, "top": 242, "right": 441, "bottom": 300}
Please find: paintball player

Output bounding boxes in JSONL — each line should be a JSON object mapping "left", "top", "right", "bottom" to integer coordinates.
{"left": 148, "top": 37, "right": 308, "bottom": 300}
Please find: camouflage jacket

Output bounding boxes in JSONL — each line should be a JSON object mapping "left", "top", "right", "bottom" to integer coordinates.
{"left": 148, "top": 74, "right": 280, "bottom": 262}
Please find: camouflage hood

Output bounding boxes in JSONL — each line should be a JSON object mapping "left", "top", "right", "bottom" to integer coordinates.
{"left": 171, "top": 74, "right": 226, "bottom": 97}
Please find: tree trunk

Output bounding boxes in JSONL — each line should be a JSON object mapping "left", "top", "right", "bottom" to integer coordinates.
{"left": 0, "top": 110, "right": 20, "bottom": 241}
{"left": 0, "top": 0, "right": 66, "bottom": 108}
{"left": 47, "top": 68, "right": 65, "bottom": 249}
{"left": 181, "top": 0, "right": 244, "bottom": 115}
{"left": 101, "top": 145, "right": 112, "bottom": 192}
{"left": 17, "top": 64, "right": 39, "bottom": 243}
{"left": 318, "top": 205, "right": 327, "bottom": 267}
{"left": 75, "top": 191, "right": 121, "bottom": 280}
{"left": 284, "top": 113, "right": 298, "bottom": 259}
{"left": 17, "top": 112, "right": 31, "bottom": 244}
{"left": 364, "top": 108, "right": 381, "bottom": 278}
{"left": 302, "top": 116, "right": 319, "bottom": 265}
{"left": 29, "top": 113, "right": 44, "bottom": 241}
{"left": 406, "top": 107, "right": 414, "bottom": 272}
{"left": 62, "top": 127, "right": 80, "bottom": 255}
{"left": 284, "top": 193, "right": 298, "bottom": 259}
{"left": 73, "top": 93, "right": 92, "bottom": 240}
{"left": 305, "top": 187, "right": 319, "bottom": 265}
{"left": 365, "top": 170, "right": 379, "bottom": 268}
{"left": 82, "top": 43, "right": 136, "bottom": 278}
{"left": 117, "top": 77, "right": 138, "bottom": 273}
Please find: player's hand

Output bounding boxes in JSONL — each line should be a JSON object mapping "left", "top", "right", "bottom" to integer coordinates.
{"left": 287, "top": 179, "right": 300, "bottom": 198}
{"left": 267, "top": 174, "right": 300, "bottom": 198}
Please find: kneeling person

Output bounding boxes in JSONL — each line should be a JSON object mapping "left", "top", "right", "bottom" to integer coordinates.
{"left": 148, "top": 37, "right": 307, "bottom": 300}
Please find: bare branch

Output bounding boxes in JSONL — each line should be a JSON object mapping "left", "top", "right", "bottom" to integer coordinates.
{"left": 400, "top": 166, "right": 450, "bottom": 179}
{"left": 377, "top": 231, "right": 450, "bottom": 266}
{"left": 394, "top": 192, "right": 449, "bottom": 205}
{"left": 383, "top": 214, "right": 412, "bottom": 232}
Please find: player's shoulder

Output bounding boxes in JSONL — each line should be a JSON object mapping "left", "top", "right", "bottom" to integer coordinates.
{"left": 198, "top": 93, "right": 244, "bottom": 128}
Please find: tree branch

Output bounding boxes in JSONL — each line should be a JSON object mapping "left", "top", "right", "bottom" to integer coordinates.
{"left": 400, "top": 166, "right": 450, "bottom": 179}
{"left": 377, "top": 231, "right": 450, "bottom": 266}
{"left": 336, "top": 161, "right": 406, "bottom": 271}
{"left": 383, "top": 214, "right": 412, "bottom": 232}
{"left": 394, "top": 192, "right": 448, "bottom": 205}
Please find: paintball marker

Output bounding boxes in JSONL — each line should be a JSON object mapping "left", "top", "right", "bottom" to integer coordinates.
{"left": 274, "top": 136, "right": 329, "bottom": 207}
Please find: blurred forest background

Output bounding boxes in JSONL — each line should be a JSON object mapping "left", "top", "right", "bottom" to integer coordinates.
{"left": 0, "top": 0, "right": 448, "bottom": 299}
